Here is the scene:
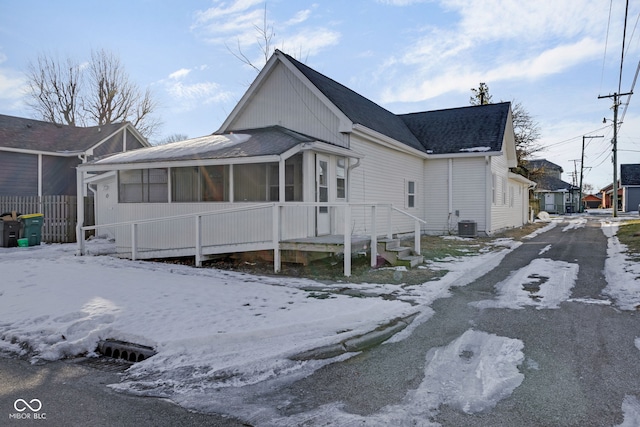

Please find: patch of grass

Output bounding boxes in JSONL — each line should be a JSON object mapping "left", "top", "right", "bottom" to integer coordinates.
{"left": 617, "top": 220, "right": 640, "bottom": 260}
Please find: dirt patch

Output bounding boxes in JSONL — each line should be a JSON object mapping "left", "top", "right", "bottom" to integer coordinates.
{"left": 155, "top": 222, "right": 546, "bottom": 286}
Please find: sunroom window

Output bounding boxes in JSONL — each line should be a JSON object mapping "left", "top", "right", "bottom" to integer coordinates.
{"left": 119, "top": 169, "right": 168, "bottom": 203}
{"left": 171, "top": 165, "right": 228, "bottom": 202}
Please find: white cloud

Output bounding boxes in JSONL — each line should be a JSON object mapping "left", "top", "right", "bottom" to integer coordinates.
{"left": 169, "top": 68, "right": 191, "bottom": 80}
{"left": 191, "top": 0, "right": 340, "bottom": 60}
{"left": 167, "top": 80, "right": 233, "bottom": 106}
{"left": 378, "top": 0, "right": 613, "bottom": 104}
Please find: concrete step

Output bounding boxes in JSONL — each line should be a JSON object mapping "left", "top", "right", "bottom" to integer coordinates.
{"left": 397, "top": 254, "right": 424, "bottom": 268}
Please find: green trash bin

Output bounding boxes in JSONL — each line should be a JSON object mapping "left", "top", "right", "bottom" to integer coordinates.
{"left": 19, "top": 213, "right": 44, "bottom": 246}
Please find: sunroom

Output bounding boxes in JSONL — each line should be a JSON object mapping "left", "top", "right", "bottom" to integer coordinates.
{"left": 77, "top": 126, "right": 368, "bottom": 266}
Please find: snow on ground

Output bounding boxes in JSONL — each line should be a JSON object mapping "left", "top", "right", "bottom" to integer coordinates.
{"left": 269, "top": 329, "right": 524, "bottom": 427}
{"left": 617, "top": 395, "right": 640, "bottom": 427}
{"left": 0, "top": 241, "right": 416, "bottom": 390}
{"left": 562, "top": 217, "right": 587, "bottom": 232}
{"left": 471, "top": 258, "right": 578, "bottom": 310}
{"left": 601, "top": 219, "right": 640, "bottom": 310}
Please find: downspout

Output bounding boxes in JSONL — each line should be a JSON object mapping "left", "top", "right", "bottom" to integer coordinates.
{"left": 447, "top": 159, "right": 453, "bottom": 219}
{"left": 346, "top": 157, "right": 361, "bottom": 202}
{"left": 485, "top": 156, "right": 492, "bottom": 235}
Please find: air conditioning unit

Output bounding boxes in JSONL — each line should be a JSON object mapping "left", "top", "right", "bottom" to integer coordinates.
{"left": 458, "top": 220, "right": 477, "bottom": 237}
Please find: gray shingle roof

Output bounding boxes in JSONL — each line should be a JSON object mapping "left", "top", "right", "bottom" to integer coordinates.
{"left": 0, "top": 114, "right": 126, "bottom": 153}
{"left": 280, "top": 51, "right": 510, "bottom": 156}
{"left": 399, "top": 103, "right": 509, "bottom": 154}
{"left": 534, "top": 175, "right": 577, "bottom": 192}
{"left": 524, "top": 159, "right": 563, "bottom": 173}
{"left": 280, "top": 52, "right": 425, "bottom": 152}
{"left": 94, "top": 126, "right": 314, "bottom": 165}
{"left": 621, "top": 164, "right": 640, "bottom": 186}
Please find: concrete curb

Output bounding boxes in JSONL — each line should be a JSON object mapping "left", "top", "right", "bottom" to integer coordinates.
{"left": 290, "top": 312, "right": 419, "bottom": 361}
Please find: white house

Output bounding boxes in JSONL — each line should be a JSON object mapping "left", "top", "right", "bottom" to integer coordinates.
{"left": 77, "top": 50, "right": 533, "bottom": 275}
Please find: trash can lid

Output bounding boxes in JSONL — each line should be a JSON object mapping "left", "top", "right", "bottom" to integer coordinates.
{"left": 19, "top": 213, "right": 44, "bottom": 219}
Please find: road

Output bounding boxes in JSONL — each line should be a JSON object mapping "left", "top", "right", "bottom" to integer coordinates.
{"left": 0, "top": 356, "right": 247, "bottom": 426}
{"left": 244, "top": 217, "right": 640, "bottom": 426}
{"left": 2, "top": 217, "right": 639, "bottom": 426}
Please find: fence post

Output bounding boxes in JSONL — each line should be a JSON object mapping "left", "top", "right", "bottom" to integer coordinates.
{"left": 195, "top": 215, "right": 202, "bottom": 267}
{"left": 131, "top": 223, "right": 137, "bottom": 261}
{"left": 370, "top": 205, "right": 377, "bottom": 267}
{"left": 414, "top": 220, "right": 421, "bottom": 255}
{"left": 344, "top": 204, "right": 351, "bottom": 277}
{"left": 273, "top": 204, "right": 281, "bottom": 273}
{"left": 386, "top": 205, "right": 393, "bottom": 239}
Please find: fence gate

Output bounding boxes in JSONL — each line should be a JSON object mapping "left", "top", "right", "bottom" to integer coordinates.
{"left": 0, "top": 196, "right": 94, "bottom": 243}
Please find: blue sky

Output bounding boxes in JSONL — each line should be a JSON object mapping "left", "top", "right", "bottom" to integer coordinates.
{"left": 1, "top": 0, "right": 639, "bottom": 189}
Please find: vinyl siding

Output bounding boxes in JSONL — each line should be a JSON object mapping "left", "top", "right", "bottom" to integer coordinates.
{"left": 452, "top": 157, "right": 487, "bottom": 232}
{"left": 0, "top": 151, "right": 38, "bottom": 196}
{"left": 490, "top": 153, "right": 515, "bottom": 232}
{"left": 424, "top": 159, "right": 450, "bottom": 234}
{"left": 228, "top": 62, "right": 349, "bottom": 148}
{"left": 348, "top": 134, "right": 424, "bottom": 236}
{"left": 42, "top": 155, "right": 79, "bottom": 196}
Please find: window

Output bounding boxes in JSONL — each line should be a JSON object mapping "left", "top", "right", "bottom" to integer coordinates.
{"left": 285, "top": 154, "right": 303, "bottom": 201}
{"left": 234, "top": 163, "right": 281, "bottom": 201}
{"left": 171, "top": 166, "right": 228, "bottom": 202}
{"left": 336, "top": 157, "right": 346, "bottom": 199}
{"left": 407, "top": 180, "right": 416, "bottom": 208}
{"left": 502, "top": 177, "right": 507, "bottom": 205}
{"left": 119, "top": 169, "right": 168, "bottom": 203}
{"left": 492, "top": 173, "right": 497, "bottom": 204}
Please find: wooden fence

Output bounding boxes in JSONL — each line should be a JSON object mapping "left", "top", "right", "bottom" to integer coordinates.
{"left": 0, "top": 196, "right": 94, "bottom": 243}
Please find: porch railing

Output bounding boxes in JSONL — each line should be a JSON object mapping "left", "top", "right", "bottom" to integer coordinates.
{"left": 78, "top": 202, "right": 426, "bottom": 276}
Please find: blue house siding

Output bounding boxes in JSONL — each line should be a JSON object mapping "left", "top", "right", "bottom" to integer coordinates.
{"left": 43, "top": 155, "right": 80, "bottom": 196}
{"left": 0, "top": 152, "right": 38, "bottom": 196}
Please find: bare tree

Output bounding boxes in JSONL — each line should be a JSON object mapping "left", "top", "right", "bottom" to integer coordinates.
{"left": 469, "top": 83, "right": 541, "bottom": 170}
{"left": 226, "top": 3, "right": 275, "bottom": 72}
{"left": 156, "top": 133, "right": 189, "bottom": 145}
{"left": 26, "top": 53, "right": 83, "bottom": 126}
{"left": 24, "top": 49, "right": 161, "bottom": 138}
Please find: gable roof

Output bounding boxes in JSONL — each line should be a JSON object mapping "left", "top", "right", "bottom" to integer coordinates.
{"left": 621, "top": 164, "right": 640, "bottom": 186}
{"left": 247, "top": 51, "right": 512, "bottom": 157}
{"left": 525, "top": 159, "right": 563, "bottom": 172}
{"left": 0, "top": 114, "right": 146, "bottom": 155}
{"left": 280, "top": 51, "right": 425, "bottom": 152}
{"left": 533, "top": 175, "right": 577, "bottom": 192}
{"left": 398, "top": 103, "right": 510, "bottom": 154}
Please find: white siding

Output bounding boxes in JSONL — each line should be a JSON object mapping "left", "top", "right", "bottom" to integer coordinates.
{"left": 424, "top": 159, "right": 450, "bottom": 234}
{"left": 452, "top": 158, "right": 487, "bottom": 232}
{"left": 424, "top": 157, "right": 488, "bottom": 234}
{"left": 228, "top": 63, "right": 349, "bottom": 148}
{"left": 349, "top": 135, "right": 424, "bottom": 236}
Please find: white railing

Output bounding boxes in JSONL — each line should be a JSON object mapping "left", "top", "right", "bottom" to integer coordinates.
{"left": 78, "top": 202, "right": 426, "bottom": 276}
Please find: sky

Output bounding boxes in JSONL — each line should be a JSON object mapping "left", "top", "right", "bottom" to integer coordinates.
{"left": 1, "top": 0, "right": 640, "bottom": 190}
{"left": 1, "top": 217, "right": 640, "bottom": 424}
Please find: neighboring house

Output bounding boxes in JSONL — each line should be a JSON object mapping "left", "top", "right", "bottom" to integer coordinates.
{"left": 525, "top": 159, "right": 579, "bottom": 213}
{"left": 582, "top": 193, "right": 602, "bottom": 209}
{"left": 77, "top": 50, "right": 533, "bottom": 270}
{"left": 0, "top": 114, "right": 149, "bottom": 198}
{"left": 599, "top": 182, "right": 622, "bottom": 210}
{"left": 620, "top": 164, "right": 640, "bottom": 212}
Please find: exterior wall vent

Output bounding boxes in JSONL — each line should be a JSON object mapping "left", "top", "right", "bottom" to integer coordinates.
{"left": 458, "top": 220, "right": 477, "bottom": 237}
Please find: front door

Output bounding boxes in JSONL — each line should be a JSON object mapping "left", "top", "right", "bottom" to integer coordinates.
{"left": 316, "top": 154, "right": 330, "bottom": 235}
{"left": 544, "top": 193, "right": 555, "bottom": 213}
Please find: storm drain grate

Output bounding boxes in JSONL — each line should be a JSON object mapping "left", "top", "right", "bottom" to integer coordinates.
{"left": 96, "top": 339, "right": 156, "bottom": 363}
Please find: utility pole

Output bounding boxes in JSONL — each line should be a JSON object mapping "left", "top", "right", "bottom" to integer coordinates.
{"left": 599, "top": 91, "right": 632, "bottom": 217}
{"left": 580, "top": 135, "right": 604, "bottom": 213}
